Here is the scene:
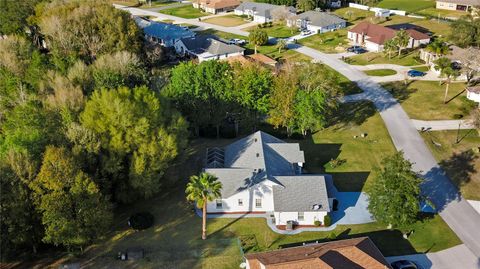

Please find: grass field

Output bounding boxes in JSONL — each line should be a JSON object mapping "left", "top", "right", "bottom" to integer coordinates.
{"left": 159, "top": 5, "right": 208, "bottom": 18}
{"left": 203, "top": 15, "right": 248, "bottom": 27}
{"left": 376, "top": 0, "right": 435, "bottom": 13}
{"left": 244, "top": 23, "right": 299, "bottom": 38}
{"left": 417, "top": 7, "right": 468, "bottom": 19}
{"left": 139, "top": 0, "right": 178, "bottom": 8}
{"left": 333, "top": 7, "right": 374, "bottom": 23}
{"left": 421, "top": 130, "right": 480, "bottom": 200}
{"left": 364, "top": 69, "right": 398, "bottom": 76}
{"left": 346, "top": 51, "right": 424, "bottom": 66}
{"left": 297, "top": 29, "right": 349, "bottom": 53}
{"left": 382, "top": 81, "right": 477, "bottom": 120}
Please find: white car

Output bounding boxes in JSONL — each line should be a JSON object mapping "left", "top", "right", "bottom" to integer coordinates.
{"left": 300, "top": 30, "right": 311, "bottom": 36}
{"left": 229, "top": 38, "right": 246, "bottom": 45}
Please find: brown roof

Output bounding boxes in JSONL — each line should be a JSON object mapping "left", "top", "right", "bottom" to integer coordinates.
{"left": 206, "top": 0, "right": 241, "bottom": 9}
{"left": 467, "top": 86, "right": 480, "bottom": 94}
{"left": 349, "top": 22, "right": 430, "bottom": 45}
{"left": 223, "top": 55, "right": 252, "bottom": 65}
{"left": 247, "top": 53, "right": 278, "bottom": 65}
{"left": 245, "top": 237, "right": 392, "bottom": 269}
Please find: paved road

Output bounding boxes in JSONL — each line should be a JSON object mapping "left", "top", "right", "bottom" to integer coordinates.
{"left": 290, "top": 44, "right": 480, "bottom": 262}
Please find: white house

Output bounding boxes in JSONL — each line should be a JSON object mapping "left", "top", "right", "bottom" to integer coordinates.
{"left": 234, "top": 2, "right": 296, "bottom": 23}
{"left": 436, "top": 0, "right": 480, "bottom": 12}
{"left": 133, "top": 17, "right": 195, "bottom": 47}
{"left": 348, "top": 21, "right": 430, "bottom": 52}
{"left": 286, "top": 11, "right": 346, "bottom": 34}
{"left": 203, "top": 131, "right": 332, "bottom": 226}
{"left": 174, "top": 36, "right": 244, "bottom": 62}
{"left": 466, "top": 86, "right": 480, "bottom": 105}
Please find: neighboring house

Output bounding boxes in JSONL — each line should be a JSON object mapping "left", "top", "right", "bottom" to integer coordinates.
{"left": 193, "top": 0, "right": 241, "bottom": 14}
{"left": 348, "top": 22, "right": 430, "bottom": 52}
{"left": 466, "top": 86, "right": 480, "bottom": 104}
{"left": 286, "top": 11, "right": 346, "bottom": 34}
{"left": 203, "top": 131, "right": 332, "bottom": 226}
{"left": 420, "top": 45, "right": 480, "bottom": 78}
{"left": 245, "top": 237, "right": 392, "bottom": 269}
{"left": 234, "top": 2, "right": 296, "bottom": 23}
{"left": 174, "top": 35, "right": 245, "bottom": 62}
{"left": 436, "top": 0, "right": 480, "bottom": 12}
{"left": 134, "top": 17, "right": 195, "bottom": 47}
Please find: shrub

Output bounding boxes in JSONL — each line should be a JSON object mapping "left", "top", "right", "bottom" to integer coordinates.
{"left": 453, "top": 114, "right": 464, "bottom": 119}
{"left": 323, "top": 215, "right": 332, "bottom": 227}
{"left": 314, "top": 220, "right": 321, "bottom": 226}
{"left": 128, "top": 212, "right": 154, "bottom": 230}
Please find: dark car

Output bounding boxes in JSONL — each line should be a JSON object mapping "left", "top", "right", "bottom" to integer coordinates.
{"left": 391, "top": 260, "right": 421, "bottom": 269}
{"left": 407, "top": 70, "right": 426, "bottom": 77}
{"left": 353, "top": 47, "right": 367, "bottom": 54}
{"left": 347, "top": 45, "right": 362, "bottom": 52}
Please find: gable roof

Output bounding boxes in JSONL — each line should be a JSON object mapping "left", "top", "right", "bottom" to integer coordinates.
{"left": 179, "top": 36, "right": 244, "bottom": 57}
{"left": 349, "top": 22, "right": 430, "bottom": 45}
{"left": 245, "top": 237, "right": 392, "bottom": 269}
{"left": 291, "top": 11, "right": 346, "bottom": 28}
{"left": 134, "top": 17, "right": 195, "bottom": 41}
{"left": 235, "top": 2, "right": 295, "bottom": 18}
{"left": 273, "top": 175, "right": 330, "bottom": 212}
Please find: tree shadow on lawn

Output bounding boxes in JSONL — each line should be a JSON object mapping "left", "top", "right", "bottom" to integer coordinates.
{"left": 382, "top": 81, "right": 418, "bottom": 103}
{"left": 330, "top": 101, "right": 377, "bottom": 128}
{"left": 439, "top": 150, "right": 478, "bottom": 192}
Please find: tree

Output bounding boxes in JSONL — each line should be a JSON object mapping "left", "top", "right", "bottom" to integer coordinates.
{"left": 31, "top": 146, "right": 112, "bottom": 252}
{"left": 80, "top": 86, "right": 187, "bottom": 203}
{"left": 449, "top": 17, "right": 479, "bottom": 48}
{"left": 434, "top": 57, "right": 459, "bottom": 103}
{"left": 34, "top": 0, "right": 143, "bottom": 64}
{"left": 249, "top": 29, "right": 269, "bottom": 54}
{"left": 185, "top": 172, "right": 222, "bottom": 240}
{"left": 0, "top": 0, "right": 42, "bottom": 35}
{"left": 268, "top": 68, "right": 297, "bottom": 134}
{"left": 393, "top": 29, "right": 410, "bottom": 57}
{"left": 368, "top": 151, "right": 423, "bottom": 229}
{"left": 383, "top": 39, "right": 396, "bottom": 59}
{"left": 296, "top": 0, "right": 316, "bottom": 11}
{"left": 276, "top": 39, "right": 288, "bottom": 53}
{"left": 425, "top": 39, "right": 449, "bottom": 57}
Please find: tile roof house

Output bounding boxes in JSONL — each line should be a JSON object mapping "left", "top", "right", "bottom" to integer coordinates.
{"left": 348, "top": 22, "right": 430, "bottom": 52}
{"left": 133, "top": 17, "right": 195, "bottom": 47}
{"left": 234, "top": 2, "right": 296, "bottom": 23}
{"left": 436, "top": 0, "right": 480, "bottom": 12}
{"left": 203, "top": 131, "right": 333, "bottom": 226}
{"left": 287, "top": 11, "right": 347, "bottom": 34}
{"left": 174, "top": 35, "right": 245, "bottom": 62}
{"left": 245, "top": 237, "right": 392, "bottom": 269}
{"left": 193, "top": 0, "right": 241, "bottom": 14}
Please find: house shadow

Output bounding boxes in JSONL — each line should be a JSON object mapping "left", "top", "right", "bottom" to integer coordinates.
{"left": 386, "top": 23, "right": 431, "bottom": 35}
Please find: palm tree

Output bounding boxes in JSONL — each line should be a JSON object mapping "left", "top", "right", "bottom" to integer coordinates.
{"left": 394, "top": 29, "right": 410, "bottom": 57}
{"left": 383, "top": 39, "right": 396, "bottom": 59}
{"left": 249, "top": 29, "right": 269, "bottom": 54}
{"left": 185, "top": 172, "right": 222, "bottom": 240}
{"left": 276, "top": 39, "right": 287, "bottom": 53}
{"left": 434, "top": 57, "right": 459, "bottom": 103}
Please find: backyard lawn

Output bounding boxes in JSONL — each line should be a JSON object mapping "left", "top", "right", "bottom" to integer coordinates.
{"left": 345, "top": 51, "right": 424, "bottom": 66}
{"left": 416, "top": 7, "right": 468, "bottom": 19}
{"left": 297, "top": 29, "right": 349, "bottom": 53}
{"left": 376, "top": 0, "right": 435, "bottom": 13}
{"left": 244, "top": 23, "right": 299, "bottom": 38}
{"left": 382, "top": 81, "right": 477, "bottom": 120}
{"left": 203, "top": 15, "right": 249, "bottom": 27}
{"left": 421, "top": 130, "right": 480, "bottom": 200}
{"left": 138, "top": 0, "right": 178, "bottom": 9}
{"left": 364, "top": 69, "right": 397, "bottom": 76}
{"left": 159, "top": 5, "right": 208, "bottom": 18}
{"left": 333, "top": 7, "right": 373, "bottom": 23}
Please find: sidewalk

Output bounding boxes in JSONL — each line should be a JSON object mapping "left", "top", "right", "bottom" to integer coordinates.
{"left": 412, "top": 119, "right": 474, "bottom": 131}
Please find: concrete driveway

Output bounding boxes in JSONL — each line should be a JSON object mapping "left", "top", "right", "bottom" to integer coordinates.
{"left": 331, "top": 192, "right": 374, "bottom": 225}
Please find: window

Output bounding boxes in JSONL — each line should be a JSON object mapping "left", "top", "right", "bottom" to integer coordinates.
{"left": 216, "top": 199, "right": 223, "bottom": 209}
{"left": 238, "top": 199, "right": 243, "bottom": 206}
{"left": 255, "top": 199, "right": 262, "bottom": 208}
{"left": 298, "top": 212, "right": 304, "bottom": 221}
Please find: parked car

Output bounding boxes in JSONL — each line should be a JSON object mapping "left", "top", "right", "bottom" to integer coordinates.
{"left": 301, "top": 30, "right": 311, "bottom": 36}
{"left": 352, "top": 47, "right": 367, "bottom": 54}
{"left": 391, "top": 260, "right": 421, "bottom": 269}
{"left": 228, "top": 38, "right": 246, "bottom": 45}
{"left": 347, "top": 45, "right": 362, "bottom": 52}
{"left": 407, "top": 70, "right": 426, "bottom": 77}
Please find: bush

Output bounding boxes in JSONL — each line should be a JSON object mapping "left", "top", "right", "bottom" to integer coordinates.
{"left": 314, "top": 220, "right": 321, "bottom": 226}
{"left": 453, "top": 114, "right": 464, "bottom": 119}
{"left": 323, "top": 215, "right": 332, "bottom": 227}
{"left": 128, "top": 212, "right": 154, "bottom": 230}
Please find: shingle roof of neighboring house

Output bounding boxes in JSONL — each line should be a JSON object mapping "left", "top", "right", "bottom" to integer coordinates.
{"left": 206, "top": 0, "right": 241, "bottom": 9}
{"left": 290, "top": 11, "right": 346, "bottom": 28}
{"left": 134, "top": 17, "right": 195, "bottom": 41}
{"left": 235, "top": 2, "right": 295, "bottom": 18}
{"left": 245, "top": 237, "right": 392, "bottom": 269}
{"left": 437, "top": 0, "right": 480, "bottom": 5}
{"left": 180, "top": 35, "right": 244, "bottom": 56}
{"left": 349, "top": 22, "right": 430, "bottom": 45}
{"left": 273, "top": 175, "right": 330, "bottom": 212}
{"left": 467, "top": 86, "right": 480, "bottom": 94}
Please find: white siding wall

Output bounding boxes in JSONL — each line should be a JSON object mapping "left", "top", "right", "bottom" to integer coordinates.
{"left": 467, "top": 91, "right": 480, "bottom": 102}
{"left": 234, "top": 9, "right": 244, "bottom": 16}
{"left": 365, "top": 40, "right": 381, "bottom": 52}
{"left": 274, "top": 211, "right": 327, "bottom": 225}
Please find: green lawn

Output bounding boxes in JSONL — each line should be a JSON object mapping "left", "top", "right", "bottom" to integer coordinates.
{"left": 139, "top": 0, "right": 178, "bottom": 9}
{"left": 421, "top": 130, "right": 480, "bottom": 200}
{"left": 416, "top": 7, "right": 468, "bottom": 19}
{"left": 322, "top": 65, "right": 363, "bottom": 95}
{"left": 377, "top": 0, "right": 435, "bottom": 13}
{"left": 297, "top": 29, "right": 349, "bottom": 53}
{"left": 333, "top": 7, "right": 374, "bottom": 23}
{"left": 365, "top": 69, "right": 398, "bottom": 76}
{"left": 244, "top": 23, "right": 299, "bottom": 38}
{"left": 412, "top": 66, "right": 430, "bottom": 72}
{"left": 345, "top": 51, "right": 424, "bottom": 66}
{"left": 203, "top": 15, "right": 248, "bottom": 27}
{"left": 382, "top": 81, "right": 477, "bottom": 120}
{"left": 159, "top": 5, "right": 208, "bottom": 18}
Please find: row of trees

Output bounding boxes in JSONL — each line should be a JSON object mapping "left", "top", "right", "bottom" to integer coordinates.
{"left": 1, "top": 0, "right": 187, "bottom": 259}
{"left": 450, "top": 16, "right": 480, "bottom": 48}
{"left": 165, "top": 60, "right": 343, "bottom": 137}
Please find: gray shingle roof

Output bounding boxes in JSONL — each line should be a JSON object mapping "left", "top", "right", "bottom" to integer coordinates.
{"left": 134, "top": 17, "right": 194, "bottom": 41}
{"left": 273, "top": 175, "right": 330, "bottom": 212}
{"left": 180, "top": 36, "right": 244, "bottom": 56}
{"left": 291, "top": 11, "right": 346, "bottom": 28}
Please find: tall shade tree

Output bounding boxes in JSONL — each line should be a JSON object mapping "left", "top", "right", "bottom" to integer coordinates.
{"left": 249, "top": 29, "right": 269, "bottom": 54}
{"left": 31, "top": 146, "right": 112, "bottom": 252}
{"left": 34, "top": 0, "right": 142, "bottom": 65}
{"left": 185, "top": 172, "right": 222, "bottom": 240}
{"left": 449, "top": 17, "right": 479, "bottom": 48}
{"left": 268, "top": 69, "right": 297, "bottom": 134}
{"left": 0, "top": 0, "right": 41, "bottom": 35}
{"left": 393, "top": 29, "right": 410, "bottom": 57}
{"left": 80, "top": 86, "right": 187, "bottom": 203}
{"left": 368, "top": 151, "right": 423, "bottom": 230}
{"left": 296, "top": 0, "right": 316, "bottom": 11}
